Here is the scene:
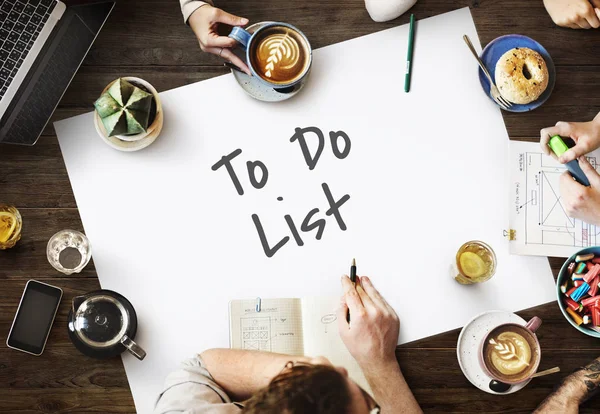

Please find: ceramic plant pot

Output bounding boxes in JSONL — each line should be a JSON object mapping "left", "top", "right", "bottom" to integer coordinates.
{"left": 93, "top": 76, "right": 163, "bottom": 152}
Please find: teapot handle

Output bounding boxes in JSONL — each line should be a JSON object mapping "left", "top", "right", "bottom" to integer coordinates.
{"left": 121, "top": 335, "right": 146, "bottom": 360}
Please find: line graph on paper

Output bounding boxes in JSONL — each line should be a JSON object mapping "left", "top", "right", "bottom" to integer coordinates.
{"left": 523, "top": 152, "right": 598, "bottom": 248}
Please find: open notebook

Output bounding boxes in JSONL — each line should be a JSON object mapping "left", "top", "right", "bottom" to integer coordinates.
{"left": 229, "top": 297, "right": 371, "bottom": 395}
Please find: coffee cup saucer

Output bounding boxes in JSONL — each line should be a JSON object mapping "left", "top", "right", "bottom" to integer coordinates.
{"left": 229, "top": 22, "right": 304, "bottom": 103}
{"left": 457, "top": 310, "right": 531, "bottom": 395}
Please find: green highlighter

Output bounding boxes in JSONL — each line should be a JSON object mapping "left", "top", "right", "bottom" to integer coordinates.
{"left": 548, "top": 135, "right": 590, "bottom": 187}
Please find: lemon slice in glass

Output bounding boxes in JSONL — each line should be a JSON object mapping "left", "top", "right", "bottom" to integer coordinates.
{"left": 0, "top": 211, "right": 17, "bottom": 243}
{"left": 459, "top": 251, "right": 486, "bottom": 278}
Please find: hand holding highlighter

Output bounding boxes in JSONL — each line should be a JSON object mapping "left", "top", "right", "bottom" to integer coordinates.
{"left": 548, "top": 135, "right": 591, "bottom": 187}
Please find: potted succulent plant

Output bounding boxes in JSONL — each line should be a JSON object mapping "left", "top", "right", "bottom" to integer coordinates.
{"left": 93, "top": 77, "right": 163, "bottom": 151}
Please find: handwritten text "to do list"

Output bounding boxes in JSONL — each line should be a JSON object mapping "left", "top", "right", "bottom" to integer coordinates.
{"left": 211, "top": 126, "right": 352, "bottom": 258}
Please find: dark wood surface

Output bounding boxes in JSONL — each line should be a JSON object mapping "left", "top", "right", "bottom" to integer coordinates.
{"left": 1, "top": 0, "right": 599, "bottom": 412}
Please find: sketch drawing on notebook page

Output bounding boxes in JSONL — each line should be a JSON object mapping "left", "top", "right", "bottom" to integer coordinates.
{"left": 509, "top": 141, "right": 600, "bottom": 257}
{"left": 241, "top": 317, "right": 272, "bottom": 351}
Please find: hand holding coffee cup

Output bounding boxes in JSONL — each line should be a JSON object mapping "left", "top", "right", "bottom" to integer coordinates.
{"left": 229, "top": 22, "right": 313, "bottom": 91}
{"left": 480, "top": 317, "right": 542, "bottom": 385}
{"left": 188, "top": 5, "right": 252, "bottom": 75}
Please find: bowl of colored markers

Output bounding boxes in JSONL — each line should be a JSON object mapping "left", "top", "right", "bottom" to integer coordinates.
{"left": 557, "top": 247, "right": 600, "bottom": 338}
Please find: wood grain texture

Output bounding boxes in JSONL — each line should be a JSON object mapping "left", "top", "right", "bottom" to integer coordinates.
{"left": 1, "top": 0, "right": 599, "bottom": 412}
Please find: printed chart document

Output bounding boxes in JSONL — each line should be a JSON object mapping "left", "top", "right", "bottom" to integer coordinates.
{"left": 229, "top": 297, "right": 371, "bottom": 394}
{"left": 509, "top": 140, "right": 600, "bottom": 257}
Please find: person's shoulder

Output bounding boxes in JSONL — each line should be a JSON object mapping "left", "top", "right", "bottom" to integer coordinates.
{"left": 154, "top": 355, "right": 242, "bottom": 414}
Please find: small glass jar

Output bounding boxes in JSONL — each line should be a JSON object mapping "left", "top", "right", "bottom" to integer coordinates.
{"left": 47, "top": 229, "right": 92, "bottom": 275}
{"left": 0, "top": 204, "right": 22, "bottom": 250}
{"left": 453, "top": 240, "right": 497, "bottom": 284}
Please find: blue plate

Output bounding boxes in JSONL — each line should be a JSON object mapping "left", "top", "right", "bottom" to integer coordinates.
{"left": 478, "top": 34, "right": 556, "bottom": 112}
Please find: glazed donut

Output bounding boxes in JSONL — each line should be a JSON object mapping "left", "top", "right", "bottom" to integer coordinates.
{"left": 494, "top": 48, "right": 549, "bottom": 105}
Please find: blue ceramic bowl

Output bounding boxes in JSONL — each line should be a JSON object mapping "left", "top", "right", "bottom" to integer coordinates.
{"left": 557, "top": 246, "right": 600, "bottom": 338}
{"left": 479, "top": 34, "right": 556, "bottom": 113}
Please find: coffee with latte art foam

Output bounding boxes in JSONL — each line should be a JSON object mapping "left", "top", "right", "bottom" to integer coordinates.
{"left": 483, "top": 324, "right": 539, "bottom": 382}
{"left": 250, "top": 26, "right": 310, "bottom": 85}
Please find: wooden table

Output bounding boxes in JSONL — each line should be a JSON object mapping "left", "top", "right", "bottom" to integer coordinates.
{"left": 1, "top": 0, "right": 599, "bottom": 412}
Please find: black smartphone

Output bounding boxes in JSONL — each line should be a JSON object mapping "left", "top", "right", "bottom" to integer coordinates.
{"left": 7, "top": 280, "right": 63, "bottom": 356}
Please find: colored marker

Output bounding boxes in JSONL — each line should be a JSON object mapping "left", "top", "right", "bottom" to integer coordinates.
{"left": 548, "top": 135, "right": 590, "bottom": 187}
{"left": 404, "top": 14, "right": 415, "bottom": 93}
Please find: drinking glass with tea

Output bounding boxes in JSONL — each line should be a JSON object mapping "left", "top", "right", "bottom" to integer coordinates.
{"left": 47, "top": 229, "right": 92, "bottom": 275}
{"left": 454, "top": 240, "right": 497, "bottom": 284}
{"left": 0, "top": 204, "right": 22, "bottom": 250}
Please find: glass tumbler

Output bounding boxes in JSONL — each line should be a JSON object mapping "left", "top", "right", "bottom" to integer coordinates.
{"left": 47, "top": 229, "right": 92, "bottom": 275}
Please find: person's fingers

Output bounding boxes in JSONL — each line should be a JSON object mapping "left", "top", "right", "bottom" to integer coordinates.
{"left": 560, "top": 170, "right": 574, "bottom": 188}
{"left": 578, "top": 156, "right": 600, "bottom": 187}
{"left": 541, "top": 122, "right": 573, "bottom": 159}
{"left": 205, "top": 34, "right": 238, "bottom": 49}
{"left": 585, "top": 9, "right": 600, "bottom": 28}
{"left": 214, "top": 47, "right": 252, "bottom": 75}
{"left": 337, "top": 298, "right": 349, "bottom": 332}
{"left": 559, "top": 170, "right": 578, "bottom": 199}
{"left": 544, "top": 122, "right": 590, "bottom": 164}
{"left": 363, "top": 277, "right": 398, "bottom": 319}
{"left": 341, "top": 274, "right": 357, "bottom": 294}
{"left": 560, "top": 140, "right": 591, "bottom": 164}
{"left": 360, "top": 276, "right": 391, "bottom": 312}
{"left": 356, "top": 282, "right": 376, "bottom": 311}
{"left": 214, "top": 8, "right": 249, "bottom": 27}
{"left": 596, "top": 8, "right": 600, "bottom": 21}
{"left": 578, "top": 18, "right": 592, "bottom": 29}
{"left": 341, "top": 275, "right": 365, "bottom": 315}
{"left": 541, "top": 128, "right": 557, "bottom": 156}
{"left": 581, "top": 1, "right": 600, "bottom": 28}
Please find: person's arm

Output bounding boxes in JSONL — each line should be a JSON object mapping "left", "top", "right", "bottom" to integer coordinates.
{"left": 534, "top": 357, "right": 600, "bottom": 413}
{"left": 180, "top": 0, "right": 212, "bottom": 24}
{"left": 337, "top": 275, "right": 423, "bottom": 414}
{"left": 199, "top": 349, "right": 311, "bottom": 401}
{"left": 543, "top": 0, "right": 600, "bottom": 29}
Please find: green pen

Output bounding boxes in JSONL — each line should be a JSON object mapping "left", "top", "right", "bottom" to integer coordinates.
{"left": 404, "top": 14, "right": 415, "bottom": 93}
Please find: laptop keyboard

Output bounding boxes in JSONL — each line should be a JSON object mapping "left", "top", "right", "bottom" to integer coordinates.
{"left": 0, "top": 0, "right": 57, "bottom": 100}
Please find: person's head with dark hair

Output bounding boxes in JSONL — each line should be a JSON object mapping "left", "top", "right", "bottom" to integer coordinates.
{"left": 242, "top": 358, "right": 379, "bottom": 414}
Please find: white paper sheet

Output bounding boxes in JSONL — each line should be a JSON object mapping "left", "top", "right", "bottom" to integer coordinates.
{"left": 509, "top": 140, "right": 600, "bottom": 257}
{"left": 54, "top": 8, "right": 556, "bottom": 413}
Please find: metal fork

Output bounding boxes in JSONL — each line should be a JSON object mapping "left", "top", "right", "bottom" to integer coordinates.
{"left": 463, "top": 35, "right": 513, "bottom": 110}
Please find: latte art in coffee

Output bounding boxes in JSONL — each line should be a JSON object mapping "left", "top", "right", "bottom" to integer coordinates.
{"left": 250, "top": 27, "right": 310, "bottom": 85}
{"left": 488, "top": 332, "right": 531, "bottom": 376}
{"left": 260, "top": 34, "right": 300, "bottom": 79}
